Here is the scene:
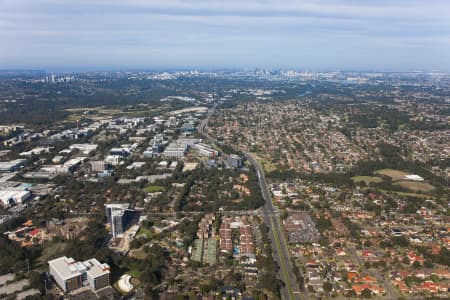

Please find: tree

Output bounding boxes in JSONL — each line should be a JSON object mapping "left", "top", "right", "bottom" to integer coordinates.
{"left": 435, "top": 247, "right": 450, "bottom": 266}
{"left": 424, "top": 259, "right": 434, "bottom": 268}
{"left": 28, "top": 271, "right": 44, "bottom": 293}
{"left": 403, "top": 256, "right": 410, "bottom": 265}
{"left": 323, "top": 281, "right": 333, "bottom": 293}
{"left": 361, "top": 288, "right": 372, "bottom": 298}
{"left": 363, "top": 240, "right": 372, "bottom": 247}
{"left": 259, "top": 272, "right": 281, "bottom": 298}
{"left": 0, "top": 235, "right": 42, "bottom": 274}
{"left": 393, "top": 236, "right": 409, "bottom": 247}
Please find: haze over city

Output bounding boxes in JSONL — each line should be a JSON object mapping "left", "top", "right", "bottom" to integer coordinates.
{"left": 1, "top": 0, "right": 450, "bottom": 71}
{"left": 0, "top": 1, "right": 449, "bottom": 300}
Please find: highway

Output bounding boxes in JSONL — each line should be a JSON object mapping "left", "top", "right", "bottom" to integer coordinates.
{"left": 198, "top": 103, "right": 218, "bottom": 143}
{"left": 245, "top": 153, "right": 305, "bottom": 300}
{"left": 198, "top": 103, "right": 305, "bottom": 300}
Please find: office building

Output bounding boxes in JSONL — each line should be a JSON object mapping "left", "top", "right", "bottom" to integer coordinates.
{"left": 48, "top": 256, "right": 110, "bottom": 293}
{"left": 90, "top": 160, "right": 108, "bottom": 172}
{"left": 228, "top": 154, "right": 243, "bottom": 168}
{"left": 193, "top": 143, "right": 219, "bottom": 158}
{"left": 86, "top": 259, "right": 111, "bottom": 290}
{"left": 162, "top": 142, "right": 188, "bottom": 158}
{"left": 105, "top": 203, "right": 139, "bottom": 238}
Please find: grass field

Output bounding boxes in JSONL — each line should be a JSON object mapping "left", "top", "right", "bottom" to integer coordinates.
{"left": 375, "top": 169, "right": 409, "bottom": 181}
{"left": 137, "top": 226, "right": 154, "bottom": 239}
{"left": 130, "top": 277, "right": 140, "bottom": 287}
{"left": 131, "top": 250, "right": 147, "bottom": 260}
{"left": 351, "top": 176, "right": 383, "bottom": 185}
{"left": 66, "top": 107, "right": 124, "bottom": 115}
{"left": 127, "top": 267, "right": 143, "bottom": 277}
{"left": 143, "top": 185, "right": 165, "bottom": 193}
{"left": 249, "top": 152, "right": 279, "bottom": 173}
{"left": 393, "top": 191, "right": 431, "bottom": 199}
{"left": 262, "top": 160, "right": 278, "bottom": 173}
{"left": 66, "top": 113, "right": 83, "bottom": 122}
{"left": 394, "top": 181, "right": 435, "bottom": 192}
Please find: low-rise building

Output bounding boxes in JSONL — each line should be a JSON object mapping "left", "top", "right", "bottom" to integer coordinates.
{"left": 90, "top": 161, "right": 109, "bottom": 172}
{"left": 0, "top": 159, "right": 26, "bottom": 172}
{"left": 0, "top": 190, "right": 30, "bottom": 207}
{"left": 193, "top": 143, "right": 219, "bottom": 158}
{"left": 163, "top": 142, "right": 188, "bottom": 158}
{"left": 69, "top": 144, "right": 98, "bottom": 155}
{"left": 19, "top": 147, "right": 52, "bottom": 157}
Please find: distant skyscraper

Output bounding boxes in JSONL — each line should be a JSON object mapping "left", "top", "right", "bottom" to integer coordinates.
{"left": 105, "top": 203, "right": 139, "bottom": 238}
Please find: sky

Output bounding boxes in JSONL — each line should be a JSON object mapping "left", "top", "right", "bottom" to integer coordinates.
{"left": 0, "top": 0, "right": 450, "bottom": 71}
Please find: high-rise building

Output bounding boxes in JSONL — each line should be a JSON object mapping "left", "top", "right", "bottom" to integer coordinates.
{"left": 105, "top": 203, "right": 139, "bottom": 238}
{"left": 227, "top": 154, "right": 243, "bottom": 168}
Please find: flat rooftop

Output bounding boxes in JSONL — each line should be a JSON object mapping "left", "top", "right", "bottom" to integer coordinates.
{"left": 49, "top": 256, "right": 110, "bottom": 281}
{"left": 48, "top": 256, "right": 82, "bottom": 280}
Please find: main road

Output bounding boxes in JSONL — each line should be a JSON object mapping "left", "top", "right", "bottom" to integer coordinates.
{"left": 198, "top": 103, "right": 217, "bottom": 143}
{"left": 244, "top": 154, "right": 305, "bottom": 300}
{"left": 199, "top": 103, "right": 305, "bottom": 300}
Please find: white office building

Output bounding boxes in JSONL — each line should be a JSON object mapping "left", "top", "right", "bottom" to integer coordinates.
{"left": 48, "top": 256, "right": 110, "bottom": 293}
{"left": 162, "top": 142, "right": 188, "bottom": 158}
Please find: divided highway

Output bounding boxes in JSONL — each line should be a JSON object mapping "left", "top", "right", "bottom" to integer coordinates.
{"left": 199, "top": 103, "right": 305, "bottom": 300}
{"left": 244, "top": 154, "right": 305, "bottom": 300}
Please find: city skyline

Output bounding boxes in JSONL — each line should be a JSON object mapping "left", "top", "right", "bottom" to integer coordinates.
{"left": 1, "top": 0, "right": 450, "bottom": 71}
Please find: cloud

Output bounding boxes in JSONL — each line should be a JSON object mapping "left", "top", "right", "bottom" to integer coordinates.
{"left": 0, "top": 0, "right": 449, "bottom": 70}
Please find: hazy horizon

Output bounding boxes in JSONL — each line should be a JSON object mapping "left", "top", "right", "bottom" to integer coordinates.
{"left": 1, "top": 0, "right": 450, "bottom": 72}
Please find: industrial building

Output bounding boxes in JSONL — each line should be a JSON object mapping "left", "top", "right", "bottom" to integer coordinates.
{"left": 68, "top": 144, "right": 98, "bottom": 155}
{"left": 0, "top": 190, "right": 30, "bottom": 207}
{"left": 109, "top": 147, "right": 131, "bottom": 157}
{"left": 0, "top": 159, "right": 26, "bottom": 172}
{"left": 40, "top": 157, "right": 86, "bottom": 174}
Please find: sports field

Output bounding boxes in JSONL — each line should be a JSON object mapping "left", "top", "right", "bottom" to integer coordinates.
{"left": 352, "top": 176, "right": 383, "bottom": 185}
{"left": 375, "top": 169, "right": 409, "bottom": 181}
{"left": 394, "top": 181, "right": 435, "bottom": 192}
